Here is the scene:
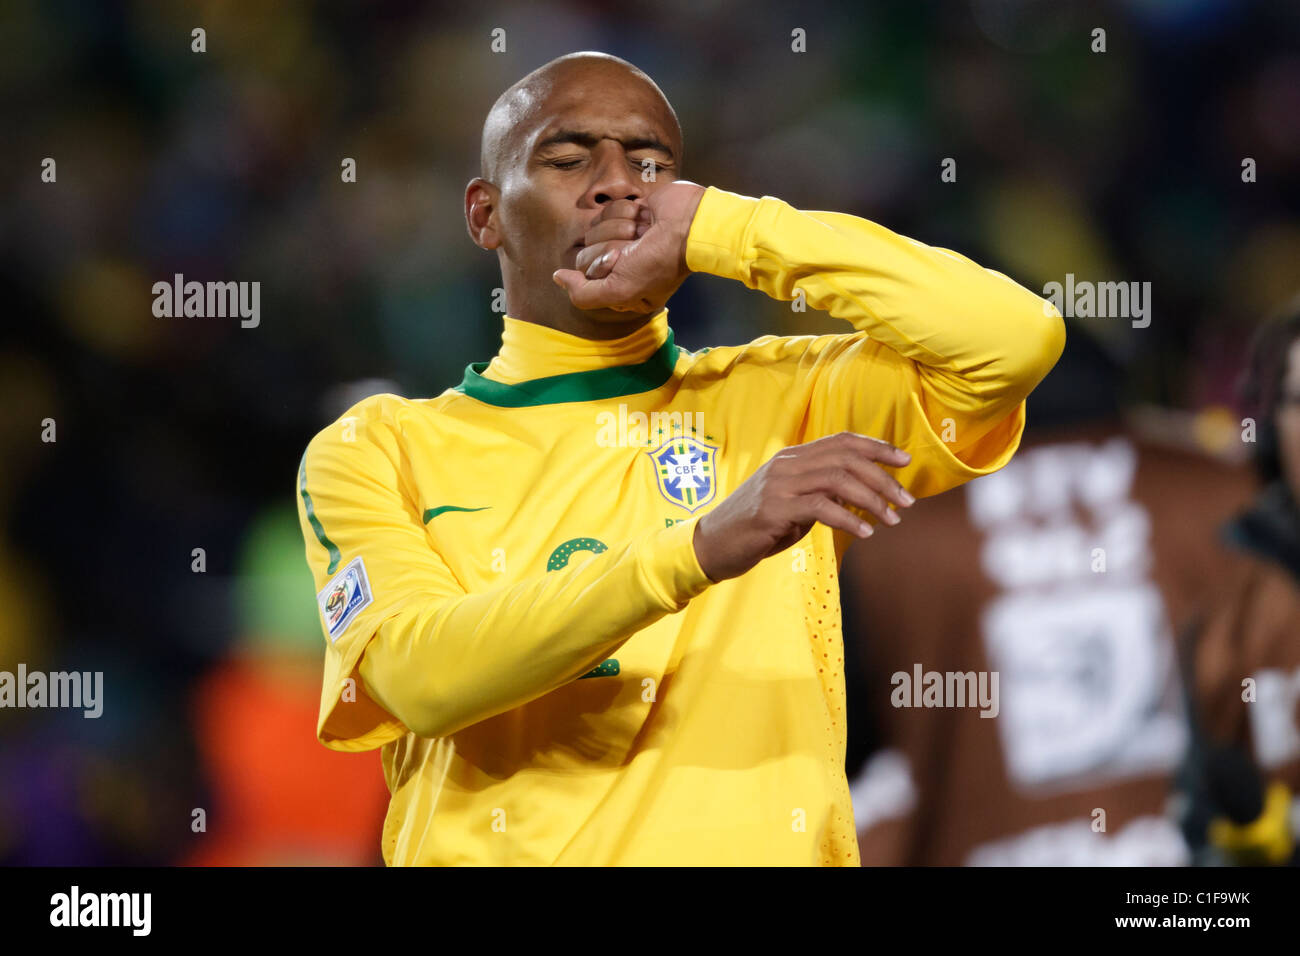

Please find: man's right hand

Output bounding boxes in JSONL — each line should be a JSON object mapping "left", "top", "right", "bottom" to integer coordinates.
{"left": 553, "top": 181, "right": 706, "bottom": 313}
{"left": 691, "top": 432, "right": 915, "bottom": 582}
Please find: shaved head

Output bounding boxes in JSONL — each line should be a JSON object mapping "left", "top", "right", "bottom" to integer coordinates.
{"left": 465, "top": 50, "right": 687, "bottom": 337}
{"left": 480, "top": 52, "right": 682, "bottom": 185}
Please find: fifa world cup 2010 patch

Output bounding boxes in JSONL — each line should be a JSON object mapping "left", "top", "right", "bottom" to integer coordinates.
{"left": 318, "top": 556, "right": 373, "bottom": 642}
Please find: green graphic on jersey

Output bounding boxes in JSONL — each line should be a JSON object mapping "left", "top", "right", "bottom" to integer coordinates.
{"left": 298, "top": 452, "right": 341, "bottom": 574}
{"left": 423, "top": 505, "right": 490, "bottom": 523}
{"left": 578, "top": 659, "right": 621, "bottom": 679}
{"left": 546, "top": 537, "right": 617, "bottom": 679}
{"left": 545, "top": 537, "right": 608, "bottom": 571}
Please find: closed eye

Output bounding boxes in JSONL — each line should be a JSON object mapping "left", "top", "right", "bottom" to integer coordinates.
{"left": 545, "top": 157, "right": 671, "bottom": 172}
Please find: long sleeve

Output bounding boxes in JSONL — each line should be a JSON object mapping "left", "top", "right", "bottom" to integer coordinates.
{"left": 296, "top": 398, "right": 713, "bottom": 751}
{"left": 684, "top": 186, "right": 1065, "bottom": 474}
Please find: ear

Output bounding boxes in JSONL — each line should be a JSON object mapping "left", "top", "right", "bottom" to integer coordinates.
{"left": 465, "top": 178, "right": 502, "bottom": 250}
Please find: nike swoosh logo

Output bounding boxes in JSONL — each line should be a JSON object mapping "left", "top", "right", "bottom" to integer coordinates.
{"left": 423, "top": 505, "right": 491, "bottom": 523}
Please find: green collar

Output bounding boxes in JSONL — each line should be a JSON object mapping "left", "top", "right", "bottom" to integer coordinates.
{"left": 455, "top": 329, "right": 682, "bottom": 407}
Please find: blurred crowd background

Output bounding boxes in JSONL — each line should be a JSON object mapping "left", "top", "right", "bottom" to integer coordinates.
{"left": 1, "top": 0, "right": 1298, "bottom": 865}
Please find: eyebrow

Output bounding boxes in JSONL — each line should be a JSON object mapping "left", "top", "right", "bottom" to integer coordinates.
{"left": 533, "top": 128, "right": 675, "bottom": 159}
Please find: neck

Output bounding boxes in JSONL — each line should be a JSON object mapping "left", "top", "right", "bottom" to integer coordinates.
{"left": 482, "top": 308, "right": 671, "bottom": 385}
{"left": 499, "top": 260, "right": 661, "bottom": 339}
{"left": 545, "top": 307, "right": 659, "bottom": 341}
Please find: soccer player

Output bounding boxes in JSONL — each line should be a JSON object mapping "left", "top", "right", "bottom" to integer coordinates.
{"left": 296, "top": 51, "right": 1065, "bottom": 865}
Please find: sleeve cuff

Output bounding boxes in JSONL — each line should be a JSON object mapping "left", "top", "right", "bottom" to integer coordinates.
{"left": 317, "top": 633, "right": 408, "bottom": 752}
{"left": 913, "top": 395, "right": 1027, "bottom": 493}
{"left": 684, "top": 186, "right": 771, "bottom": 280}
{"left": 638, "top": 514, "right": 715, "bottom": 610}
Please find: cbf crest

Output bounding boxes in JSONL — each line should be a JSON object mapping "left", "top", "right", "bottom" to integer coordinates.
{"left": 648, "top": 435, "right": 718, "bottom": 513}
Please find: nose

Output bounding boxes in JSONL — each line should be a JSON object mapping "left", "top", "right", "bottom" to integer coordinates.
{"left": 582, "top": 140, "right": 645, "bottom": 207}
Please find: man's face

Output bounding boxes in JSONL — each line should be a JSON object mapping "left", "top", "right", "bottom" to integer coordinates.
{"left": 1278, "top": 337, "right": 1300, "bottom": 500}
{"left": 478, "top": 65, "right": 682, "bottom": 327}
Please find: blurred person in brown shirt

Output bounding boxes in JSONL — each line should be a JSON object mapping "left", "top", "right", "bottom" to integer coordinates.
{"left": 841, "top": 322, "right": 1256, "bottom": 865}
{"left": 1182, "top": 298, "right": 1300, "bottom": 865}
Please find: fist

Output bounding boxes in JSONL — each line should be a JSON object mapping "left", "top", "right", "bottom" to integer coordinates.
{"left": 553, "top": 181, "right": 707, "bottom": 313}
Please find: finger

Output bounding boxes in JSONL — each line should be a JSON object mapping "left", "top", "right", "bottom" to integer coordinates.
{"left": 801, "top": 451, "right": 914, "bottom": 511}
{"left": 584, "top": 246, "right": 623, "bottom": 280}
{"left": 576, "top": 240, "right": 629, "bottom": 275}
{"left": 582, "top": 218, "right": 640, "bottom": 247}
{"left": 776, "top": 434, "right": 914, "bottom": 508}
{"left": 553, "top": 268, "right": 585, "bottom": 297}
{"left": 795, "top": 494, "right": 874, "bottom": 539}
{"left": 847, "top": 432, "right": 913, "bottom": 468}
{"left": 811, "top": 431, "right": 913, "bottom": 468}
{"left": 553, "top": 269, "right": 601, "bottom": 307}
{"left": 790, "top": 466, "right": 898, "bottom": 526}
{"left": 596, "top": 199, "right": 643, "bottom": 223}
{"left": 552, "top": 269, "right": 618, "bottom": 310}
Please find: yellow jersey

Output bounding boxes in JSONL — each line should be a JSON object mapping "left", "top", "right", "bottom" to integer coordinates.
{"left": 295, "top": 185, "right": 1065, "bottom": 865}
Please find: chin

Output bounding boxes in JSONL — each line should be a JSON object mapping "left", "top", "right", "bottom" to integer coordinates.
{"left": 567, "top": 303, "right": 655, "bottom": 337}
{"left": 585, "top": 306, "right": 646, "bottom": 322}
